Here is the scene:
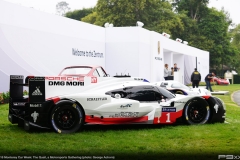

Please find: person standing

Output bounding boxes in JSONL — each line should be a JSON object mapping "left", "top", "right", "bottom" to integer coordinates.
{"left": 173, "top": 63, "right": 180, "bottom": 72}
{"left": 171, "top": 67, "right": 174, "bottom": 76}
{"left": 205, "top": 72, "right": 215, "bottom": 92}
{"left": 191, "top": 68, "right": 201, "bottom": 88}
{"left": 164, "top": 64, "right": 169, "bottom": 80}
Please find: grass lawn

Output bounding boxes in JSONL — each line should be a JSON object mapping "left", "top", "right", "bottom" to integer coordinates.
{"left": 0, "top": 84, "right": 240, "bottom": 159}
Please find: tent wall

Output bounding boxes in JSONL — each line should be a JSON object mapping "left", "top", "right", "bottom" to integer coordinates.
{"left": 0, "top": 0, "right": 105, "bottom": 92}
{"left": 0, "top": 0, "right": 210, "bottom": 92}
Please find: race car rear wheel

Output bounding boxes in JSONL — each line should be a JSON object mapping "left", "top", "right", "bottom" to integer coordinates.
{"left": 184, "top": 97, "right": 210, "bottom": 124}
{"left": 50, "top": 100, "right": 84, "bottom": 133}
{"left": 175, "top": 90, "right": 184, "bottom": 95}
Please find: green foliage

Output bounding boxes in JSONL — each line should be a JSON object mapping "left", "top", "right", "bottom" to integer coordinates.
{"left": 173, "top": 0, "right": 209, "bottom": 21}
{"left": 0, "top": 93, "right": 3, "bottom": 103}
{"left": 199, "top": 8, "right": 235, "bottom": 71}
{"left": 81, "top": 11, "right": 99, "bottom": 25}
{"left": 144, "top": 1, "right": 184, "bottom": 35}
{"left": 23, "top": 90, "right": 28, "bottom": 96}
{"left": 0, "top": 91, "right": 9, "bottom": 104}
{"left": 82, "top": 0, "right": 184, "bottom": 34}
{"left": 186, "top": 81, "right": 216, "bottom": 86}
{"left": 230, "top": 24, "right": 240, "bottom": 47}
{"left": 229, "top": 24, "right": 240, "bottom": 73}
{"left": 0, "top": 91, "right": 28, "bottom": 104}
{"left": 2, "top": 91, "right": 9, "bottom": 100}
{"left": 65, "top": 8, "right": 94, "bottom": 21}
{"left": 173, "top": 1, "right": 235, "bottom": 72}
{"left": 187, "top": 82, "right": 217, "bottom": 86}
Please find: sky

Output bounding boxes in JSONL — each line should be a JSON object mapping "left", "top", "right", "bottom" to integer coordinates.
{"left": 3, "top": 0, "right": 240, "bottom": 25}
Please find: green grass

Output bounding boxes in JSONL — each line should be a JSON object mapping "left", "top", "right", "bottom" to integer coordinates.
{"left": 0, "top": 85, "right": 240, "bottom": 159}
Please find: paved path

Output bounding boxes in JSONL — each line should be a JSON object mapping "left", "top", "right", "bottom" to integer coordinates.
{"left": 232, "top": 91, "right": 240, "bottom": 106}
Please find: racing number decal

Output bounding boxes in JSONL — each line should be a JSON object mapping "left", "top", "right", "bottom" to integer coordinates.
{"left": 160, "top": 112, "right": 174, "bottom": 123}
{"left": 154, "top": 108, "right": 183, "bottom": 124}
{"left": 166, "top": 113, "right": 171, "bottom": 123}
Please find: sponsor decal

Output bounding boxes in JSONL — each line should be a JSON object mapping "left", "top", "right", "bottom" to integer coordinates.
{"left": 30, "top": 104, "right": 42, "bottom": 107}
{"left": 214, "top": 104, "right": 219, "bottom": 113}
{"left": 175, "top": 101, "right": 186, "bottom": 103}
{"left": 87, "top": 97, "right": 107, "bottom": 101}
{"left": 162, "top": 108, "right": 176, "bottom": 112}
{"left": 48, "top": 81, "right": 84, "bottom": 86}
{"left": 13, "top": 102, "right": 26, "bottom": 106}
{"left": 45, "top": 76, "right": 82, "bottom": 81}
{"left": 72, "top": 48, "right": 104, "bottom": 58}
{"left": 91, "top": 77, "right": 97, "bottom": 83}
{"left": 119, "top": 104, "right": 132, "bottom": 109}
{"left": 134, "top": 78, "right": 144, "bottom": 81}
{"left": 31, "top": 111, "right": 39, "bottom": 123}
{"left": 109, "top": 112, "right": 139, "bottom": 118}
{"left": 32, "top": 87, "right": 42, "bottom": 96}
{"left": 155, "top": 57, "right": 162, "bottom": 61}
{"left": 29, "top": 77, "right": 45, "bottom": 81}
{"left": 10, "top": 75, "right": 24, "bottom": 79}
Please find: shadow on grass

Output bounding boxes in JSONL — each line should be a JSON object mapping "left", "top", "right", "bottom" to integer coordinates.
{"left": 82, "top": 123, "right": 181, "bottom": 132}
{"left": 6, "top": 123, "right": 183, "bottom": 134}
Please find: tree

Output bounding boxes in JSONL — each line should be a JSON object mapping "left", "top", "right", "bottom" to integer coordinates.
{"left": 172, "top": 0, "right": 234, "bottom": 73}
{"left": 197, "top": 8, "right": 233, "bottom": 73}
{"left": 65, "top": 8, "right": 94, "bottom": 21}
{"left": 230, "top": 24, "right": 240, "bottom": 47}
{"left": 56, "top": 1, "right": 70, "bottom": 16}
{"left": 172, "top": 0, "right": 209, "bottom": 21}
{"left": 229, "top": 24, "right": 240, "bottom": 73}
{"left": 81, "top": 0, "right": 184, "bottom": 35}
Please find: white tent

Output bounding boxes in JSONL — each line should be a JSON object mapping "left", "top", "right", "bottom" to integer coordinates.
{"left": 0, "top": 0, "right": 209, "bottom": 92}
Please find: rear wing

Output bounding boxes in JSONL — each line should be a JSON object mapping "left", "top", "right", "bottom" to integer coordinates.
{"left": 10, "top": 75, "right": 46, "bottom": 103}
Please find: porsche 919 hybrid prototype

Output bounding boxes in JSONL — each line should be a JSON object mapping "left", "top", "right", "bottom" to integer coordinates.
{"left": 9, "top": 75, "right": 226, "bottom": 133}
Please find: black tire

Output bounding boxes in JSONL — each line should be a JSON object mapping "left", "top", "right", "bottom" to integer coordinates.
{"left": 184, "top": 97, "right": 210, "bottom": 124}
{"left": 51, "top": 100, "right": 84, "bottom": 133}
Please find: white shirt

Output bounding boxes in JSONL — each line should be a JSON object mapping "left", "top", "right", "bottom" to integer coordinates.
{"left": 164, "top": 67, "right": 168, "bottom": 77}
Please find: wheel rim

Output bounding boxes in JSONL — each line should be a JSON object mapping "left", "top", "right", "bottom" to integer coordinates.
{"left": 186, "top": 102, "right": 209, "bottom": 123}
{"left": 53, "top": 107, "right": 79, "bottom": 130}
{"left": 176, "top": 91, "right": 184, "bottom": 95}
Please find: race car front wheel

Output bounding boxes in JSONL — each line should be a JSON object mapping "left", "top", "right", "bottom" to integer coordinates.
{"left": 50, "top": 100, "right": 84, "bottom": 133}
{"left": 184, "top": 97, "right": 210, "bottom": 124}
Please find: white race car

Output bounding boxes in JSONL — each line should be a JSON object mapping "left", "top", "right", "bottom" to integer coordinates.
{"left": 154, "top": 80, "right": 212, "bottom": 96}
{"left": 9, "top": 75, "right": 225, "bottom": 133}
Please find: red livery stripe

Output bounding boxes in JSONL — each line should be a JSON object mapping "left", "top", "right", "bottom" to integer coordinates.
{"left": 46, "top": 97, "right": 60, "bottom": 104}
{"left": 202, "top": 95, "right": 211, "bottom": 100}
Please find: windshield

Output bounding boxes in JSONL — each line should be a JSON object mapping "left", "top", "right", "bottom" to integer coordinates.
{"left": 156, "top": 86, "right": 175, "bottom": 99}
{"left": 60, "top": 67, "right": 92, "bottom": 75}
